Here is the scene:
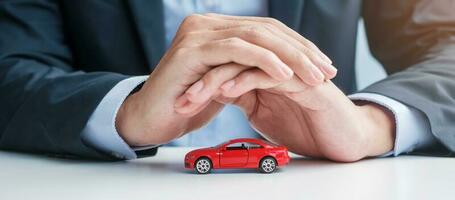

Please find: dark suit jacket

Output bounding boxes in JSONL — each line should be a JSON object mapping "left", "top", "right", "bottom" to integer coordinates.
{"left": 0, "top": 0, "right": 454, "bottom": 160}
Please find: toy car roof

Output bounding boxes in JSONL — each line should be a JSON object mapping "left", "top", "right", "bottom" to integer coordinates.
{"left": 226, "top": 138, "right": 278, "bottom": 146}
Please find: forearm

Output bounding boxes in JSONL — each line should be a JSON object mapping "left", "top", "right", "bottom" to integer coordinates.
{"left": 360, "top": 43, "right": 455, "bottom": 156}
{"left": 361, "top": 63, "right": 455, "bottom": 155}
{"left": 364, "top": 0, "right": 455, "bottom": 155}
{"left": 0, "top": 58, "right": 127, "bottom": 159}
{"left": 81, "top": 76, "right": 160, "bottom": 160}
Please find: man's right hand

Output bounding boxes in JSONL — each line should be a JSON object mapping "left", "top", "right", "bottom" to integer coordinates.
{"left": 115, "top": 14, "right": 336, "bottom": 147}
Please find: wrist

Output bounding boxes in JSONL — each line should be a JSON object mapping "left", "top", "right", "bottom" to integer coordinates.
{"left": 356, "top": 101, "right": 396, "bottom": 157}
{"left": 116, "top": 91, "right": 145, "bottom": 146}
{"left": 115, "top": 83, "right": 187, "bottom": 147}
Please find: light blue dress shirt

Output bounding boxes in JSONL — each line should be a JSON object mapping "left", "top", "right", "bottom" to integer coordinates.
{"left": 81, "top": 0, "right": 436, "bottom": 159}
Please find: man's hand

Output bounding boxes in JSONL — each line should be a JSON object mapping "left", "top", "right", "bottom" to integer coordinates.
{"left": 115, "top": 14, "right": 334, "bottom": 146}
{"left": 176, "top": 63, "right": 395, "bottom": 162}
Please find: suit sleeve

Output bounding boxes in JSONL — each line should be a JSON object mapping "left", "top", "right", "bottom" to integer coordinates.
{"left": 0, "top": 0, "right": 130, "bottom": 160}
{"left": 362, "top": 0, "right": 455, "bottom": 156}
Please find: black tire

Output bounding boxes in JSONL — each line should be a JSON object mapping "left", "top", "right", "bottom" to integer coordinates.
{"left": 259, "top": 156, "right": 277, "bottom": 173}
{"left": 194, "top": 157, "right": 212, "bottom": 174}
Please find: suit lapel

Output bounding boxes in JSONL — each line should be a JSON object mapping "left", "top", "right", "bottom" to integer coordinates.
{"left": 268, "top": 0, "right": 304, "bottom": 31}
{"left": 127, "top": 0, "right": 165, "bottom": 70}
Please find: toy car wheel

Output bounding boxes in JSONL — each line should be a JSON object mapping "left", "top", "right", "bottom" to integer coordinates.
{"left": 195, "top": 158, "right": 212, "bottom": 174}
{"left": 259, "top": 157, "right": 277, "bottom": 173}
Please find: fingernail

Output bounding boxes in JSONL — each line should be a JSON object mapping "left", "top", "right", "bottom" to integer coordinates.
{"left": 312, "top": 65, "right": 324, "bottom": 81}
{"left": 221, "top": 80, "right": 235, "bottom": 91}
{"left": 186, "top": 80, "right": 204, "bottom": 94}
{"left": 323, "top": 64, "right": 338, "bottom": 77}
{"left": 316, "top": 56, "right": 337, "bottom": 77}
{"left": 320, "top": 53, "right": 332, "bottom": 64}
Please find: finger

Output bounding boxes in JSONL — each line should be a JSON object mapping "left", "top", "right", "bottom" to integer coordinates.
{"left": 220, "top": 69, "right": 308, "bottom": 98}
{"left": 177, "top": 66, "right": 274, "bottom": 114}
{"left": 174, "top": 93, "right": 214, "bottom": 116}
{"left": 175, "top": 90, "right": 237, "bottom": 115}
{"left": 184, "top": 63, "right": 250, "bottom": 103}
{"left": 179, "top": 68, "right": 308, "bottom": 115}
{"left": 175, "top": 91, "right": 238, "bottom": 115}
{"left": 175, "top": 14, "right": 330, "bottom": 63}
{"left": 175, "top": 14, "right": 336, "bottom": 80}
{"left": 193, "top": 37, "right": 294, "bottom": 81}
{"left": 204, "top": 13, "right": 337, "bottom": 79}
{"left": 177, "top": 63, "right": 249, "bottom": 114}
{"left": 205, "top": 13, "right": 333, "bottom": 64}
{"left": 178, "top": 26, "right": 326, "bottom": 85}
{"left": 172, "top": 14, "right": 243, "bottom": 46}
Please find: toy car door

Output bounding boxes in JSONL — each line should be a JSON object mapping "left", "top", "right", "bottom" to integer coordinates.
{"left": 219, "top": 142, "right": 248, "bottom": 168}
{"left": 244, "top": 142, "right": 264, "bottom": 165}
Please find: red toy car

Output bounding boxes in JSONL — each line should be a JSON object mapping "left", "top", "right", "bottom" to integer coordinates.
{"left": 184, "top": 138, "right": 290, "bottom": 174}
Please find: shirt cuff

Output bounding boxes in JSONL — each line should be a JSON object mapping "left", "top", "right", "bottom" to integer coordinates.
{"left": 81, "top": 75, "right": 157, "bottom": 160}
{"left": 349, "top": 93, "right": 437, "bottom": 156}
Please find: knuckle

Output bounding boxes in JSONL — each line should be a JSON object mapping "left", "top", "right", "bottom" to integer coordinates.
{"left": 204, "top": 67, "right": 223, "bottom": 82}
{"left": 264, "top": 17, "right": 282, "bottom": 26}
{"left": 304, "top": 38, "right": 317, "bottom": 47}
{"left": 201, "top": 74, "right": 214, "bottom": 86}
{"left": 306, "top": 49, "right": 321, "bottom": 61}
{"left": 262, "top": 23, "right": 275, "bottom": 32}
{"left": 178, "top": 31, "right": 198, "bottom": 45}
{"left": 238, "top": 71, "right": 256, "bottom": 83}
{"left": 299, "top": 54, "right": 314, "bottom": 70}
{"left": 260, "top": 50, "right": 277, "bottom": 61}
{"left": 242, "top": 26, "right": 264, "bottom": 40}
{"left": 300, "top": 47, "right": 312, "bottom": 56}
{"left": 258, "top": 51, "right": 281, "bottom": 69}
{"left": 175, "top": 33, "right": 189, "bottom": 46}
{"left": 222, "top": 37, "right": 243, "bottom": 48}
{"left": 301, "top": 38, "right": 318, "bottom": 50}
{"left": 291, "top": 51, "right": 306, "bottom": 65}
{"left": 208, "top": 66, "right": 225, "bottom": 76}
{"left": 181, "top": 14, "right": 204, "bottom": 29}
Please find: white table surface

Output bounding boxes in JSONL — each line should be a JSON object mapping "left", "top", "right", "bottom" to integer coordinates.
{"left": 1, "top": 147, "right": 453, "bottom": 200}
